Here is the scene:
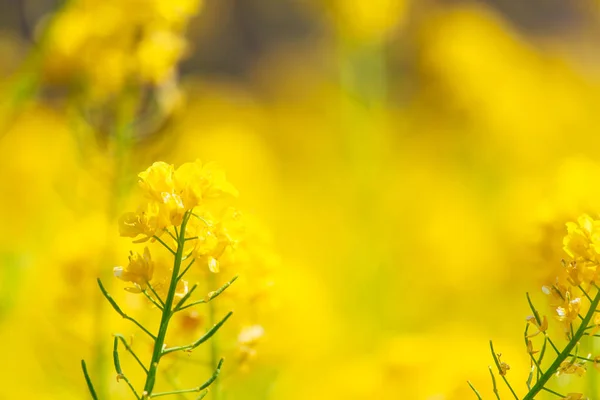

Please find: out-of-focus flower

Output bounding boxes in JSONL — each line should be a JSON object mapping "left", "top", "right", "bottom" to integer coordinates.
{"left": 326, "top": 0, "right": 409, "bottom": 42}
{"left": 564, "top": 214, "right": 600, "bottom": 263}
{"left": 238, "top": 324, "right": 265, "bottom": 365}
{"left": 42, "top": 0, "right": 201, "bottom": 101}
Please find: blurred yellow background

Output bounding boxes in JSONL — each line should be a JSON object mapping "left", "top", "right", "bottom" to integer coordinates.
{"left": 2, "top": 0, "right": 600, "bottom": 399}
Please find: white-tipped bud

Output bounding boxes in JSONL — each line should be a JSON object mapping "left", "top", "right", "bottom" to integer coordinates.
{"left": 113, "top": 266, "right": 124, "bottom": 278}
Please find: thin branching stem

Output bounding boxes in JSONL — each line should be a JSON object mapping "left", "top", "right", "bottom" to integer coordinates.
{"left": 149, "top": 359, "right": 224, "bottom": 398}
{"left": 579, "top": 285, "right": 593, "bottom": 303}
{"left": 467, "top": 381, "right": 482, "bottom": 400}
{"left": 569, "top": 354, "right": 598, "bottom": 363}
{"left": 81, "top": 360, "right": 99, "bottom": 400}
{"left": 488, "top": 366, "right": 501, "bottom": 400}
{"left": 190, "top": 213, "right": 212, "bottom": 226}
{"left": 147, "top": 281, "right": 165, "bottom": 308}
{"left": 97, "top": 279, "right": 156, "bottom": 340}
{"left": 113, "top": 337, "right": 141, "bottom": 400}
{"left": 526, "top": 292, "right": 542, "bottom": 325}
{"left": 545, "top": 336, "right": 560, "bottom": 355}
{"left": 176, "top": 258, "right": 196, "bottom": 282}
{"left": 490, "top": 341, "right": 519, "bottom": 399}
{"left": 195, "top": 391, "right": 209, "bottom": 400}
{"left": 162, "top": 311, "right": 233, "bottom": 356}
{"left": 540, "top": 386, "right": 566, "bottom": 398}
{"left": 142, "top": 290, "right": 164, "bottom": 311}
{"left": 166, "top": 229, "right": 178, "bottom": 242}
{"left": 174, "top": 283, "right": 198, "bottom": 312}
{"left": 153, "top": 235, "right": 176, "bottom": 256}
{"left": 176, "top": 276, "right": 238, "bottom": 313}
{"left": 143, "top": 211, "right": 193, "bottom": 394}
{"left": 113, "top": 334, "right": 148, "bottom": 375}
{"left": 523, "top": 287, "right": 600, "bottom": 399}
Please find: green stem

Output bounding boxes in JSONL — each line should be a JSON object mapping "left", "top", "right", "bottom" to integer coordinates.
{"left": 489, "top": 367, "right": 501, "bottom": 400}
{"left": 81, "top": 360, "right": 99, "bottom": 400}
{"left": 541, "top": 386, "right": 565, "bottom": 398}
{"left": 161, "top": 311, "right": 233, "bottom": 356}
{"left": 175, "top": 276, "right": 238, "bottom": 313}
{"left": 113, "top": 337, "right": 141, "bottom": 400}
{"left": 143, "top": 211, "right": 192, "bottom": 395}
{"left": 467, "top": 381, "right": 482, "bottom": 400}
{"left": 113, "top": 334, "right": 148, "bottom": 375}
{"left": 149, "top": 358, "right": 224, "bottom": 398}
{"left": 208, "top": 273, "right": 221, "bottom": 400}
{"left": 523, "top": 288, "right": 600, "bottom": 399}
{"left": 97, "top": 279, "right": 156, "bottom": 341}
{"left": 490, "top": 341, "right": 518, "bottom": 399}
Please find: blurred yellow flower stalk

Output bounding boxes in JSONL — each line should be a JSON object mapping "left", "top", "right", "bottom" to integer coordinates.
{"left": 44, "top": 0, "right": 199, "bottom": 102}
{"left": 82, "top": 160, "right": 247, "bottom": 399}
{"left": 471, "top": 214, "right": 600, "bottom": 400}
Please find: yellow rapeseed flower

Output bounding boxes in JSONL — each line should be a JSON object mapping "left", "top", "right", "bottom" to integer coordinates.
{"left": 557, "top": 360, "right": 587, "bottom": 377}
{"left": 564, "top": 214, "right": 600, "bottom": 263}
{"left": 113, "top": 247, "right": 155, "bottom": 292}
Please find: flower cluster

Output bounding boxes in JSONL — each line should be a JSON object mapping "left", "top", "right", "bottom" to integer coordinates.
{"left": 44, "top": 0, "right": 201, "bottom": 101}
{"left": 469, "top": 214, "right": 600, "bottom": 400}
{"left": 116, "top": 160, "right": 240, "bottom": 289}
{"left": 563, "top": 214, "right": 600, "bottom": 285}
{"left": 82, "top": 160, "right": 246, "bottom": 399}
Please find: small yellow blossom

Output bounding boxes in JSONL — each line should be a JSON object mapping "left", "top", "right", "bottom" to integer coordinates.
{"left": 238, "top": 325, "right": 265, "bottom": 365}
{"left": 565, "top": 260, "right": 597, "bottom": 287}
{"left": 543, "top": 284, "right": 583, "bottom": 331}
{"left": 173, "top": 160, "right": 239, "bottom": 206}
{"left": 496, "top": 353, "right": 510, "bottom": 376}
{"left": 138, "top": 161, "right": 176, "bottom": 202}
{"left": 43, "top": 0, "right": 201, "bottom": 101}
{"left": 526, "top": 314, "right": 548, "bottom": 337}
{"left": 526, "top": 340, "right": 538, "bottom": 356}
{"left": 114, "top": 247, "right": 154, "bottom": 292}
{"left": 136, "top": 30, "right": 187, "bottom": 84}
{"left": 593, "top": 356, "right": 600, "bottom": 371}
{"left": 564, "top": 214, "right": 600, "bottom": 262}
{"left": 556, "top": 296, "right": 582, "bottom": 325}
{"left": 118, "top": 202, "right": 171, "bottom": 242}
{"left": 557, "top": 360, "right": 587, "bottom": 377}
{"left": 562, "top": 394, "right": 585, "bottom": 400}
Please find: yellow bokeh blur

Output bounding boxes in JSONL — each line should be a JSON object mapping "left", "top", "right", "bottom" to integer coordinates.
{"left": 3, "top": 0, "right": 600, "bottom": 399}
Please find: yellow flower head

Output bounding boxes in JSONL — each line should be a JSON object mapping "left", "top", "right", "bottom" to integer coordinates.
{"left": 138, "top": 161, "right": 176, "bottom": 202}
{"left": 238, "top": 325, "right": 265, "bottom": 366}
{"left": 526, "top": 314, "right": 548, "bottom": 337}
{"left": 557, "top": 360, "right": 587, "bottom": 377}
{"left": 118, "top": 202, "right": 171, "bottom": 242}
{"left": 564, "top": 260, "right": 597, "bottom": 287}
{"left": 174, "top": 160, "right": 239, "bottom": 208}
{"left": 114, "top": 247, "right": 154, "bottom": 292}
{"left": 496, "top": 353, "right": 510, "bottom": 376}
{"left": 121, "top": 161, "right": 241, "bottom": 272}
{"left": 563, "top": 214, "right": 600, "bottom": 263}
{"left": 556, "top": 296, "right": 581, "bottom": 325}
